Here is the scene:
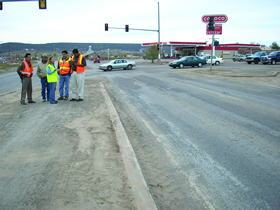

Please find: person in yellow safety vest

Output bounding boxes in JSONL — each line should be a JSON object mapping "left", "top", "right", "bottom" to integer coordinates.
{"left": 57, "top": 50, "right": 72, "bottom": 100}
{"left": 46, "top": 57, "right": 58, "bottom": 104}
{"left": 17, "top": 53, "right": 36, "bottom": 105}
{"left": 70, "top": 49, "right": 86, "bottom": 102}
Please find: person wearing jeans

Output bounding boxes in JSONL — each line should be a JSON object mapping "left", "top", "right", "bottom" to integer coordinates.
{"left": 46, "top": 57, "right": 58, "bottom": 104}
{"left": 57, "top": 50, "right": 72, "bottom": 100}
{"left": 37, "top": 54, "right": 50, "bottom": 102}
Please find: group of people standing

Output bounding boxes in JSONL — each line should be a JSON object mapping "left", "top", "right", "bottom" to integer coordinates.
{"left": 17, "top": 49, "right": 86, "bottom": 105}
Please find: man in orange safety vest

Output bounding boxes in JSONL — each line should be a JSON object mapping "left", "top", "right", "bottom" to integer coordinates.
{"left": 70, "top": 49, "right": 86, "bottom": 102}
{"left": 17, "top": 53, "right": 36, "bottom": 105}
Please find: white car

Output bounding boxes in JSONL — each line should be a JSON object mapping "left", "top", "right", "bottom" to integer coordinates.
{"left": 99, "top": 59, "right": 136, "bottom": 71}
{"left": 202, "top": 56, "right": 223, "bottom": 65}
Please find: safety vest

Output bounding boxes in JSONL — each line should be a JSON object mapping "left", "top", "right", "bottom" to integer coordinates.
{"left": 58, "top": 57, "right": 72, "bottom": 75}
{"left": 21, "top": 60, "right": 33, "bottom": 77}
{"left": 72, "top": 54, "right": 85, "bottom": 73}
{"left": 46, "top": 64, "right": 58, "bottom": 83}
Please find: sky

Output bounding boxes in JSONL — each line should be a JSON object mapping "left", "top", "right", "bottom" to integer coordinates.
{"left": 0, "top": 0, "right": 280, "bottom": 46}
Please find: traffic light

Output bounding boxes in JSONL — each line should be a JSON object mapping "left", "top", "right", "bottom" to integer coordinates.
{"left": 208, "top": 17, "right": 214, "bottom": 31}
{"left": 0, "top": 2, "right": 3, "bottom": 10}
{"left": 125, "top": 25, "right": 129, "bottom": 32}
{"left": 105, "top": 23, "right": 108, "bottom": 31}
{"left": 156, "top": 43, "right": 159, "bottom": 51}
{"left": 39, "top": 0, "right": 47, "bottom": 9}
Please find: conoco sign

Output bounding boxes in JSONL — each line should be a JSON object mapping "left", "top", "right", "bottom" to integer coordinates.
{"left": 202, "top": 14, "right": 228, "bottom": 23}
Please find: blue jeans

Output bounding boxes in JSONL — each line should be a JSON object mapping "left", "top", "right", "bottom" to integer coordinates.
{"left": 59, "top": 75, "right": 70, "bottom": 98}
{"left": 41, "top": 77, "right": 50, "bottom": 100}
{"left": 49, "top": 82, "right": 57, "bottom": 104}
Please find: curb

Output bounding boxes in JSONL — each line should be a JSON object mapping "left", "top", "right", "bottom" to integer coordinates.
{"left": 100, "top": 82, "right": 158, "bottom": 210}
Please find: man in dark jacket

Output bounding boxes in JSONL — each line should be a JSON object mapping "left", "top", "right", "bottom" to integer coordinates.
{"left": 37, "top": 54, "right": 49, "bottom": 102}
{"left": 17, "top": 53, "right": 36, "bottom": 105}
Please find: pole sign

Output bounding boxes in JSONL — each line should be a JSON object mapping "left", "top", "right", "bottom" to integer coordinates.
{"left": 202, "top": 14, "right": 228, "bottom": 23}
{"left": 206, "top": 24, "right": 222, "bottom": 35}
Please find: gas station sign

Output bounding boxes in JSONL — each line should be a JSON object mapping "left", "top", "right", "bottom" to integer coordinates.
{"left": 202, "top": 14, "right": 228, "bottom": 23}
{"left": 206, "top": 24, "right": 222, "bottom": 35}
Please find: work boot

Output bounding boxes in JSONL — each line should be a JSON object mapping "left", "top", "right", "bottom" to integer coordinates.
{"left": 58, "top": 96, "right": 64, "bottom": 100}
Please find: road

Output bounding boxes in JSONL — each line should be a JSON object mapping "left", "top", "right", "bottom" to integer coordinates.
{"left": 1, "top": 60, "right": 280, "bottom": 209}
{"left": 96, "top": 62, "right": 280, "bottom": 209}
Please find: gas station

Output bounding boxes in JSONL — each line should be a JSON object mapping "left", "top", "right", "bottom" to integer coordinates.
{"left": 141, "top": 42, "right": 261, "bottom": 59}
{"left": 142, "top": 14, "right": 261, "bottom": 59}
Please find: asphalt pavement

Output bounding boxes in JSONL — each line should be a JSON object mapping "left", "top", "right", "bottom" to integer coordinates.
{"left": 1, "top": 60, "right": 280, "bottom": 209}
{"left": 99, "top": 62, "right": 280, "bottom": 209}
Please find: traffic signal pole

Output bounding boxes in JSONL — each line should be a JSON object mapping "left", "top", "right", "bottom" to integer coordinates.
{"left": 208, "top": 17, "right": 215, "bottom": 70}
{"left": 105, "top": 1, "right": 161, "bottom": 63}
{"left": 210, "top": 32, "right": 214, "bottom": 70}
{"left": 0, "top": 0, "right": 47, "bottom": 10}
{"left": 107, "top": 27, "right": 158, "bottom": 32}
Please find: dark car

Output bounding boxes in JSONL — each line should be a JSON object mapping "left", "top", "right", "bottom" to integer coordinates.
{"left": 267, "top": 51, "right": 280, "bottom": 65}
{"left": 169, "top": 56, "right": 207, "bottom": 68}
{"left": 94, "top": 58, "right": 100, "bottom": 63}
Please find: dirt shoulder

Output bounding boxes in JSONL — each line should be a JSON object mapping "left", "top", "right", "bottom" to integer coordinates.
{"left": 0, "top": 63, "right": 21, "bottom": 75}
{"left": 167, "top": 64, "right": 280, "bottom": 87}
{"left": 0, "top": 80, "right": 136, "bottom": 209}
{"left": 192, "top": 67, "right": 280, "bottom": 87}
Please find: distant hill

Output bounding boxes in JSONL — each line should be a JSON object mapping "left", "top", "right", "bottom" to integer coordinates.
{"left": 0, "top": 42, "right": 143, "bottom": 54}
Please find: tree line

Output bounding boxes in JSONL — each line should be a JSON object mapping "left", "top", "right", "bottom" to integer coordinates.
{"left": 0, "top": 42, "right": 143, "bottom": 54}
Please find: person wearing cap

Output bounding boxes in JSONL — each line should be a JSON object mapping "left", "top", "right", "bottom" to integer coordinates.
{"left": 57, "top": 50, "right": 72, "bottom": 100}
{"left": 37, "top": 54, "right": 50, "bottom": 102}
{"left": 17, "top": 53, "right": 36, "bottom": 105}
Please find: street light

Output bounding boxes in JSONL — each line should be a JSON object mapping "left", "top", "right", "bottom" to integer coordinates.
{"left": 154, "top": 0, "right": 160, "bottom": 62}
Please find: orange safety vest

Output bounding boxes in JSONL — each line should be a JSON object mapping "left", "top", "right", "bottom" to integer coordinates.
{"left": 59, "top": 57, "right": 72, "bottom": 75}
{"left": 72, "top": 54, "right": 85, "bottom": 73}
{"left": 21, "top": 60, "right": 33, "bottom": 77}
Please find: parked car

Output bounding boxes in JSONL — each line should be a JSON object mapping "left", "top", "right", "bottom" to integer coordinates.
{"left": 263, "top": 51, "right": 280, "bottom": 65}
{"left": 99, "top": 59, "right": 136, "bottom": 71}
{"left": 232, "top": 54, "right": 246, "bottom": 62}
{"left": 94, "top": 58, "right": 100, "bottom": 63}
{"left": 169, "top": 56, "right": 207, "bottom": 68}
{"left": 246, "top": 51, "right": 268, "bottom": 64}
{"left": 201, "top": 55, "right": 223, "bottom": 65}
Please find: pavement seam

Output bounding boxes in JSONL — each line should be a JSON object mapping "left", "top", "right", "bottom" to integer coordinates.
{"left": 100, "top": 82, "right": 158, "bottom": 210}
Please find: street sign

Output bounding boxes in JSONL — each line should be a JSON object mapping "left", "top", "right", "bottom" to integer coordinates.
{"left": 202, "top": 14, "right": 228, "bottom": 23}
{"left": 206, "top": 24, "right": 222, "bottom": 35}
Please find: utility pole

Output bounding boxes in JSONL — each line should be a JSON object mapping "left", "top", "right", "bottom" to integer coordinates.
{"left": 156, "top": 0, "right": 161, "bottom": 63}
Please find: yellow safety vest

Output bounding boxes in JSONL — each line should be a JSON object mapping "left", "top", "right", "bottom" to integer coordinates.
{"left": 46, "top": 64, "right": 58, "bottom": 83}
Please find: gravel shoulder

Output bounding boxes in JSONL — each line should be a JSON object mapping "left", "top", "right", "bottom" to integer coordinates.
{"left": 0, "top": 80, "right": 136, "bottom": 209}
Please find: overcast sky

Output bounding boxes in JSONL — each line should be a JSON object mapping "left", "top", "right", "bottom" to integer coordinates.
{"left": 1, "top": 0, "right": 279, "bottom": 46}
